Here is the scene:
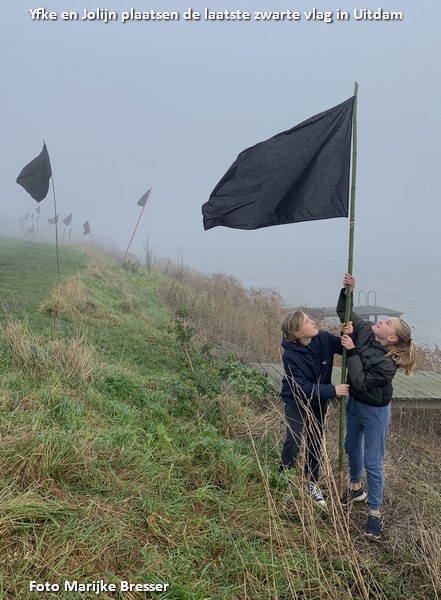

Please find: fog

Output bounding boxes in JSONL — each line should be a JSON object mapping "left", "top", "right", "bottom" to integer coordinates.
{"left": 1, "top": 2, "right": 440, "bottom": 342}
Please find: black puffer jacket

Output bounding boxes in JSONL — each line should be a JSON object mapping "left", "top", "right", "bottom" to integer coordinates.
{"left": 337, "top": 289, "right": 397, "bottom": 407}
{"left": 281, "top": 331, "right": 343, "bottom": 405}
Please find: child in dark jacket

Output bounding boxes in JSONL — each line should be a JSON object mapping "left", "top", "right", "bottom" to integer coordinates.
{"left": 338, "top": 272, "right": 416, "bottom": 539}
{"left": 280, "top": 310, "right": 350, "bottom": 506}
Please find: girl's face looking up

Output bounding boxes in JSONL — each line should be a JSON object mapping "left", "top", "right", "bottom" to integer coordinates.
{"left": 372, "top": 318, "right": 399, "bottom": 345}
{"left": 299, "top": 313, "right": 319, "bottom": 339}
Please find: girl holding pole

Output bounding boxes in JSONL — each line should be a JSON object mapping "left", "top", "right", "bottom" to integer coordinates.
{"left": 279, "top": 311, "right": 351, "bottom": 506}
{"left": 338, "top": 272, "right": 416, "bottom": 539}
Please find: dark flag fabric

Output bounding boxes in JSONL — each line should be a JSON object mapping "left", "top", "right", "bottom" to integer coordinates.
{"left": 35, "top": 206, "right": 41, "bottom": 215}
{"left": 83, "top": 221, "right": 91, "bottom": 235}
{"left": 47, "top": 215, "right": 58, "bottom": 225}
{"left": 16, "top": 143, "right": 52, "bottom": 202}
{"left": 202, "top": 97, "right": 354, "bottom": 231}
{"left": 63, "top": 213, "right": 72, "bottom": 226}
{"left": 137, "top": 188, "right": 151, "bottom": 207}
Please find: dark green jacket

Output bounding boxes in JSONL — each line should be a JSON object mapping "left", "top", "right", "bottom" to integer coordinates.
{"left": 337, "top": 289, "right": 397, "bottom": 407}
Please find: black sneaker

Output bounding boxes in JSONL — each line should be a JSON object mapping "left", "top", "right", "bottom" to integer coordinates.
{"left": 341, "top": 486, "right": 367, "bottom": 506}
{"left": 365, "top": 514, "right": 382, "bottom": 540}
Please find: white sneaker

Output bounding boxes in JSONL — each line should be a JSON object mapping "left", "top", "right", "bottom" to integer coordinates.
{"left": 308, "top": 482, "right": 327, "bottom": 507}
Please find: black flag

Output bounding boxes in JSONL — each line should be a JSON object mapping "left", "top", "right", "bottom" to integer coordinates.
{"left": 137, "top": 188, "right": 151, "bottom": 207}
{"left": 63, "top": 213, "right": 72, "bottom": 226}
{"left": 83, "top": 221, "right": 91, "bottom": 235}
{"left": 16, "top": 143, "right": 52, "bottom": 202}
{"left": 202, "top": 97, "right": 354, "bottom": 231}
{"left": 47, "top": 215, "right": 58, "bottom": 225}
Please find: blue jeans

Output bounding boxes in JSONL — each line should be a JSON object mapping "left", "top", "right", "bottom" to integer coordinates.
{"left": 345, "top": 396, "right": 391, "bottom": 511}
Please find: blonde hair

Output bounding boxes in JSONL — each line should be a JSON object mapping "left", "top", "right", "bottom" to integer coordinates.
{"left": 387, "top": 318, "right": 416, "bottom": 375}
{"left": 281, "top": 311, "right": 305, "bottom": 342}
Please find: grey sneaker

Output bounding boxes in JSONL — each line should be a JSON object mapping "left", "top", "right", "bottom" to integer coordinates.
{"left": 341, "top": 486, "right": 367, "bottom": 506}
{"left": 365, "top": 514, "right": 382, "bottom": 540}
{"left": 308, "top": 483, "right": 327, "bottom": 507}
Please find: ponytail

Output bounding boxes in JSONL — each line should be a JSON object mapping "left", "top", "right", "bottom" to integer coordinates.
{"left": 387, "top": 319, "right": 416, "bottom": 375}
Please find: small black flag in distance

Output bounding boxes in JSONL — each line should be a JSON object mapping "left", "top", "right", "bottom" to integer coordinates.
{"left": 83, "top": 221, "right": 91, "bottom": 235}
{"left": 202, "top": 97, "right": 354, "bottom": 231}
{"left": 137, "top": 188, "right": 151, "bottom": 207}
{"left": 63, "top": 213, "right": 72, "bottom": 226}
{"left": 47, "top": 215, "right": 58, "bottom": 225}
{"left": 16, "top": 142, "right": 52, "bottom": 202}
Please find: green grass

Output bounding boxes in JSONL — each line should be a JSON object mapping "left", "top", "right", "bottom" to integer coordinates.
{"left": 0, "top": 237, "right": 439, "bottom": 599}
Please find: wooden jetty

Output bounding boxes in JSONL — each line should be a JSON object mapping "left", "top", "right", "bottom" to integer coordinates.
{"left": 300, "top": 305, "right": 402, "bottom": 322}
{"left": 253, "top": 364, "right": 441, "bottom": 409}
{"left": 293, "top": 290, "right": 403, "bottom": 322}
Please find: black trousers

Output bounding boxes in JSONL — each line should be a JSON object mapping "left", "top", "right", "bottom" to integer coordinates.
{"left": 280, "top": 398, "right": 328, "bottom": 482}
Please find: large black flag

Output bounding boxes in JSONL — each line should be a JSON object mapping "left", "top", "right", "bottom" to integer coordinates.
{"left": 16, "top": 143, "right": 52, "bottom": 202}
{"left": 202, "top": 97, "right": 354, "bottom": 231}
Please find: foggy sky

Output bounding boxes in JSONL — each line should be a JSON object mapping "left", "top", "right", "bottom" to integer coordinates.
{"left": 1, "top": 1, "right": 440, "bottom": 314}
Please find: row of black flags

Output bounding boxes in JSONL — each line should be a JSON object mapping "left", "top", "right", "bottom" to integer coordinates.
{"left": 19, "top": 209, "right": 90, "bottom": 247}
{"left": 16, "top": 86, "right": 358, "bottom": 494}
{"left": 16, "top": 141, "right": 152, "bottom": 273}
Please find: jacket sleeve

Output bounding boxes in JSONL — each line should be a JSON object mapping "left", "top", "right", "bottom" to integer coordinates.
{"left": 284, "top": 359, "right": 337, "bottom": 402}
{"left": 336, "top": 288, "right": 366, "bottom": 334}
{"left": 345, "top": 348, "right": 396, "bottom": 391}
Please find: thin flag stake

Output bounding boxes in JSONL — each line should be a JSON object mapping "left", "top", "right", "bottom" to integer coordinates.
{"left": 44, "top": 140, "right": 60, "bottom": 281}
{"left": 51, "top": 175, "right": 60, "bottom": 281}
{"left": 338, "top": 81, "right": 358, "bottom": 497}
{"left": 124, "top": 189, "right": 151, "bottom": 261}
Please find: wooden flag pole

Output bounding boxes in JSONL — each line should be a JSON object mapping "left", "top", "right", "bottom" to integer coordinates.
{"left": 338, "top": 81, "right": 358, "bottom": 498}
{"left": 123, "top": 194, "right": 149, "bottom": 261}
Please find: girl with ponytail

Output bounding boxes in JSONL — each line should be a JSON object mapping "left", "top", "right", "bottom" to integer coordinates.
{"left": 337, "top": 272, "right": 416, "bottom": 540}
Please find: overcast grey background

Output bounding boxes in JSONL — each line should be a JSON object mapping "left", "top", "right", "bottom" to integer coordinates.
{"left": 1, "top": 1, "right": 440, "bottom": 345}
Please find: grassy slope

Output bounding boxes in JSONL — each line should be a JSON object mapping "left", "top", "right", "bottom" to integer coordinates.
{"left": 0, "top": 238, "right": 439, "bottom": 600}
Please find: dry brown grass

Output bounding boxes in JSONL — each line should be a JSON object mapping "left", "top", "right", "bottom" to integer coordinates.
{"left": 321, "top": 404, "right": 441, "bottom": 598}
{"left": 39, "top": 275, "right": 90, "bottom": 317}
{"left": 246, "top": 412, "right": 388, "bottom": 600}
{"left": 415, "top": 343, "right": 441, "bottom": 372}
{"left": 49, "top": 335, "right": 101, "bottom": 382}
{"left": 154, "top": 258, "right": 441, "bottom": 373}
{"left": 0, "top": 321, "right": 100, "bottom": 383}
{"left": 155, "top": 259, "right": 285, "bottom": 362}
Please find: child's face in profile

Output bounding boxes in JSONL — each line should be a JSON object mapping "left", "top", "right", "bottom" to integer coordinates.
{"left": 299, "top": 313, "right": 319, "bottom": 339}
{"left": 372, "top": 317, "right": 399, "bottom": 345}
